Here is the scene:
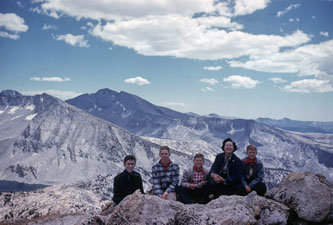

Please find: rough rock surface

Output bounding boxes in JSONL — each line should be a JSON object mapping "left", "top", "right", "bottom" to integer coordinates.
{"left": 106, "top": 190, "right": 289, "bottom": 225}
{"left": 270, "top": 172, "right": 333, "bottom": 223}
{"left": 1, "top": 172, "right": 333, "bottom": 225}
{"left": 0, "top": 184, "right": 106, "bottom": 223}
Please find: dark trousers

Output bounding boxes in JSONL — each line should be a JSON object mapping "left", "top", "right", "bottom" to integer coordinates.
{"left": 237, "top": 182, "right": 267, "bottom": 196}
{"left": 204, "top": 178, "right": 237, "bottom": 199}
{"left": 176, "top": 184, "right": 210, "bottom": 204}
{"left": 212, "top": 183, "right": 235, "bottom": 197}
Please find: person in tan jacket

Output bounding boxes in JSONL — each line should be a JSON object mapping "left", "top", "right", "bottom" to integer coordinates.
{"left": 176, "top": 153, "right": 210, "bottom": 204}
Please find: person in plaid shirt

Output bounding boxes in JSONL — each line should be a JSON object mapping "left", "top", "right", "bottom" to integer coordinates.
{"left": 176, "top": 153, "right": 210, "bottom": 204}
{"left": 151, "top": 146, "right": 179, "bottom": 200}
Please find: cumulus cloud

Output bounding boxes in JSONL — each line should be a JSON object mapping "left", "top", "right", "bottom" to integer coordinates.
{"left": 223, "top": 75, "right": 261, "bottom": 88}
{"left": 54, "top": 34, "right": 89, "bottom": 47}
{"left": 229, "top": 40, "right": 333, "bottom": 81}
{"left": 284, "top": 79, "right": 333, "bottom": 93}
{"left": 233, "top": 0, "right": 271, "bottom": 16}
{"left": 22, "top": 90, "right": 82, "bottom": 100}
{"left": 0, "top": 31, "right": 20, "bottom": 40}
{"left": 203, "top": 66, "right": 222, "bottom": 71}
{"left": 269, "top": 77, "right": 287, "bottom": 84}
{"left": 277, "top": 4, "right": 301, "bottom": 17}
{"left": 201, "top": 87, "right": 215, "bottom": 92}
{"left": 320, "top": 32, "right": 329, "bottom": 37}
{"left": 30, "top": 77, "right": 71, "bottom": 82}
{"left": 90, "top": 19, "right": 310, "bottom": 60}
{"left": 200, "top": 78, "right": 219, "bottom": 85}
{"left": 42, "top": 24, "right": 57, "bottom": 30}
{"left": 124, "top": 76, "right": 151, "bottom": 85}
{"left": 195, "top": 16, "right": 243, "bottom": 31}
{"left": 0, "top": 13, "right": 28, "bottom": 40}
{"left": 34, "top": 0, "right": 216, "bottom": 21}
{"left": 162, "top": 102, "right": 185, "bottom": 107}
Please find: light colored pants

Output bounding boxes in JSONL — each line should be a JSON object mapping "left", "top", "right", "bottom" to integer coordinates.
{"left": 166, "top": 192, "right": 177, "bottom": 201}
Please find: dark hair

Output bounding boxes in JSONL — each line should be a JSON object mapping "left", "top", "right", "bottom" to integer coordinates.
{"left": 246, "top": 144, "right": 257, "bottom": 152}
{"left": 194, "top": 153, "right": 204, "bottom": 160}
{"left": 123, "top": 155, "right": 136, "bottom": 164}
{"left": 160, "top": 146, "right": 170, "bottom": 153}
{"left": 221, "top": 138, "right": 237, "bottom": 152}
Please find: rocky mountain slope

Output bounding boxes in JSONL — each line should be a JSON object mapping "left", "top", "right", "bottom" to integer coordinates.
{"left": 66, "top": 88, "right": 333, "bottom": 182}
{"left": 0, "top": 90, "right": 191, "bottom": 187}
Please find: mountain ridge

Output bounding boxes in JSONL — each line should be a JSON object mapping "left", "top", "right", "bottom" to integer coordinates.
{"left": 66, "top": 88, "right": 333, "bottom": 182}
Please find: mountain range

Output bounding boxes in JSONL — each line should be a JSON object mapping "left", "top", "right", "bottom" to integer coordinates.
{"left": 66, "top": 88, "right": 333, "bottom": 183}
{"left": 0, "top": 89, "right": 332, "bottom": 191}
{"left": 257, "top": 117, "right": 333, "bottom": 133}
{"left": 0, "top": 90, "right": 191, "bottom": 189}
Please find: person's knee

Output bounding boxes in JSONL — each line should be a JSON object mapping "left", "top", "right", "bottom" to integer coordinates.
{"left": 166, "top": 192, "right": 177, "bottom": 201}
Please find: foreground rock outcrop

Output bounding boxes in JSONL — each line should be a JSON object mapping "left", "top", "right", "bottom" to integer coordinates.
{"left": 269, "top": 172, "right": 333, "bottom": 223}
{"left": 0, "top": 184, "right": 106, "bottom": 224}
{"left": 0, "top": 172, "right": 332, "bottom": 225}
{"left": 106, "top": 190, "right": 289, "bottom": 225}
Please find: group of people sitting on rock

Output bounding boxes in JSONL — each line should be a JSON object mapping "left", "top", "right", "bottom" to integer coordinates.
{"left": 112, "top": 138, "right": 267, "bottom": 205}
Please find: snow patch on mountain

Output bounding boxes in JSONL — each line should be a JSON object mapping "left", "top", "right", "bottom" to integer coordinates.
{"left": 25, "top": 105, "right": 35, "bottom": 110}
{"left": 8, "top": 106, "right": 20, "bottom": 115}
{"left": 10, "top": 115, "right": 22, "bottom": 121}
{"left": 25, "top": 113, "right": 38, "bottom": 120}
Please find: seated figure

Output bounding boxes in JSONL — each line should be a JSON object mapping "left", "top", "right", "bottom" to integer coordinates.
{"left": 238, "top": 144, "right": 267, "bottom": 196}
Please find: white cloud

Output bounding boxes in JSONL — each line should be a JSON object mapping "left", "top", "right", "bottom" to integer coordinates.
{"left": 320, "top": 32, "right": 329, "bottom": 37}
{"left": 17, "top": 1, "right": 24, "bottom": 8}
{"left": 201, "top": 87, "right": 215, "bottom": 92}
{"left": 0, "top": 31, "right": 20, "bottom": 40}
{"left": 90, "top": 19, "right": 310, "bottom": 60}
{"left": 162, "top": 102, "right": 185, "bottom": 107}
{"left": 284, "top": 79, "right": 333, "bottom": 93}
{"left": 30, "top": 77, "right": 71, "bottom": 82}
{"left": 35, "top": 0, "right": 216, "bottom": 21}
{"left": 203, "top": 66, "right": 222, "bottom": 71}
{"left": 195, "top": 16, "right": 243, "bottom": 31}
{"left": 269, "top": 77, "right": 287, "bottom": 84}
{"left": 55, "top": 34, "right": 89, "bottom": 47}
{"left": 124, "top": 76, "right": 151, "bottom": 85}
{"left": 229, "top": 40, "right": 333, "bottom": 81}
{"left": 277, "top": 4, "right": 301, "bottom": 17}
{"left": 233, "top": 0, "right": 271, "bottom": 16}
{"left": 22, "top": 90, "right": 82, "bottom": 100}
{"left": 42, "top": 24, "right": 57, "bottom": 30}
{"left": 289, "top": 18, "right": 299, "bottom": 22}
{"left": 223, "top": 75, "right": 261, "bottom": 88}
{"left": 200, "top": 78, "right": 219, "bottom": 85}
{"left": 0, "top": 13, "right": 28, "bottom": 39}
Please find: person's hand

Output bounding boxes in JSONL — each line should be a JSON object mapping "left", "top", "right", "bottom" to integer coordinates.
{"left": 188, "top": 184, "right": 196, "bottom": 190}
{"left": 197, "top": 180, "right": 206, "bottom": 188}
{"left": 211, "top": 174, "right": 224, "bottom": 183}
{"left": 245, "top": 185, "right": 251, "bottom": 192}
{"left": 161, "top": 192, "right": 168, "bottom": 199}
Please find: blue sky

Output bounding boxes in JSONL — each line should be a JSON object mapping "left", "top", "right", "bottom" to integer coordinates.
{"left": 1, "top": 0, "right": 333, "bottom": 121}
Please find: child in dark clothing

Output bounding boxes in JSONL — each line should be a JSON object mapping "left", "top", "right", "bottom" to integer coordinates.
{"left": 238, "top": 145, "right": 267, "bottom": 196}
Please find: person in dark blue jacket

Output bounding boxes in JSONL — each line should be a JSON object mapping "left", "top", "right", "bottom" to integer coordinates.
{"left": 112, "top": 155, "right": 144, "bottom": 205}
{"left": 209, "top": 138, "right": 242, "bottom": 197}
{"left": 238, "top": 144, "right": 267, "bottom": 196}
